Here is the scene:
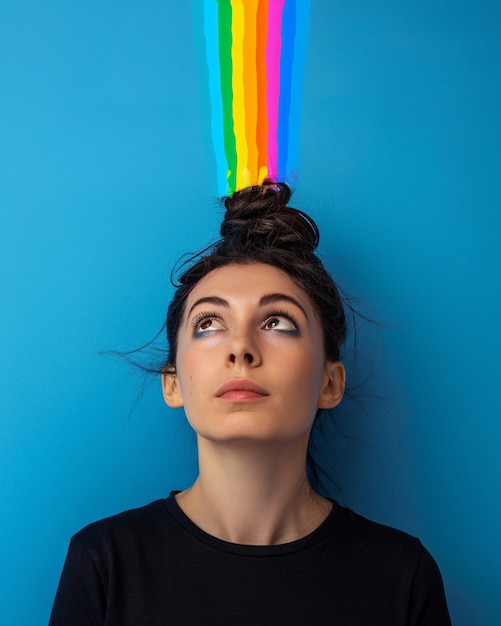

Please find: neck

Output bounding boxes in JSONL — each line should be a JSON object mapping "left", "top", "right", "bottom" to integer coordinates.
{"left": 175, "top": 436, "right": 332, "bottom": 545}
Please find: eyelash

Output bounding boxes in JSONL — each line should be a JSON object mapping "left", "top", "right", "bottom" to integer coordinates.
{"left": 191, "top": 309, "right": 298, "bottom": 333}
{"left": 191, "top": 311, "right": 221, "bottom": 331}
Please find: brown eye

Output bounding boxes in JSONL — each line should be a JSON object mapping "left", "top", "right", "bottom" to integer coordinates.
{"left": 262, "top": 314, "right": 298, "bottom": 333}
{"left": 265, "top": 318, "right": 280, "bottom": 329}
{"left": 192, "top": 313, "right": 225, "bottom": 335}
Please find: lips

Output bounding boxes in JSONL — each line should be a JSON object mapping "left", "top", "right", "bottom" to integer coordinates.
{"left": 215, "top": 379, "right": 269, "bottom": 400}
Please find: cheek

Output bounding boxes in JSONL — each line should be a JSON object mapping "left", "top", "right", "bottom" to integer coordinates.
{"left": 294, "top": 347, "right": 327, "bottom": 398}
{"left": 176, "top": 347, "right": 212, "bottom": 399}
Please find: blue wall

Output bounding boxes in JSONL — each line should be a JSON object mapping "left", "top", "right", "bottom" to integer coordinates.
{"left": 1, "top": 2, "right": 500, "bottom": 624}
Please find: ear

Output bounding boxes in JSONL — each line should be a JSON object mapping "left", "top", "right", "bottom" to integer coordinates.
{"left": 162, "top": 372, "right": 184, "bottom": 408}
{"left": 317, "top": 361, "right": 345, "bottom": 410}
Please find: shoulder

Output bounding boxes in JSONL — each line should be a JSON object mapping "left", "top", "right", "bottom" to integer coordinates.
{"left": 50, "top": 498, "right": 183, "bottom": 625}
{"left": 321, "top": 505, "right": 451, "bottom": 624}
{"left": 69, "top": 498, "right": 172, "bottom": 560}
{"left": 335, "top": 503, "right": 421, "bottom": 548}
{"left": 76, "top": 498, "right": 167, "bottom": 535}
{"left": 330, "top": 503, "right": 450, "bottom": 621}
{"left": 332, "top": 503, "right": 438, "bottom": 578}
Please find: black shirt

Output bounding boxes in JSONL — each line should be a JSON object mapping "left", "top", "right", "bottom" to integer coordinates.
{"left": 49, "top": 493, "right": 451, "bottom": 625}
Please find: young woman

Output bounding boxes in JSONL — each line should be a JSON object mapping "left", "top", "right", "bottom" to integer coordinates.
{"left": 50, "top": 182, "right": 451, "bottom": 625}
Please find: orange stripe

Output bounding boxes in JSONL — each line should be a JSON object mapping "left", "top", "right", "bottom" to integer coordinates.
{"left": 243, "top": 0, "right": 259, "bottom": 186}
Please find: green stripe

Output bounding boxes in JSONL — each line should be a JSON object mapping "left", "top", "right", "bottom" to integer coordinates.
{"left": 218, "top": 0, "right": 236, "bottom": 194}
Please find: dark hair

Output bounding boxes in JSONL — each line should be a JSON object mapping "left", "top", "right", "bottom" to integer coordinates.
{"left": 164, "top": 181, "right": 347, "bottom": 376}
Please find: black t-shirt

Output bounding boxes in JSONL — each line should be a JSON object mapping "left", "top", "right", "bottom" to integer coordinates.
{"left": 49, "top": 493, "right": 451, "bottom": 625}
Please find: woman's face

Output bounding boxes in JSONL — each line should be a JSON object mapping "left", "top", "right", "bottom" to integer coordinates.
{"left": 163, "top": 263, "right": 344, "bottom": 444}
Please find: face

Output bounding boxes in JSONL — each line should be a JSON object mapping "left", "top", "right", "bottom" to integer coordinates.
{"left": 162, "top": 263, "right": 345, "bottom": 444}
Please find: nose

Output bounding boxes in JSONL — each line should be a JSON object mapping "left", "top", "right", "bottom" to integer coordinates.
{"left": 226, "top": 329, "right": 262, "bottom": 367}
{"left": 229, "top": 352, "right": 254, "bottom": 365}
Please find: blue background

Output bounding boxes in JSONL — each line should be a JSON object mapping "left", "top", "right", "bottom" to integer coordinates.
{"left": 1, "top": 1, "right": 500, "bottom": 624}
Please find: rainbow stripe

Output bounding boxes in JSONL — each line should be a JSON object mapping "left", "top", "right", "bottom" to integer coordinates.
{"left": 203, "top": 0, "right": 311, "bottom": 195}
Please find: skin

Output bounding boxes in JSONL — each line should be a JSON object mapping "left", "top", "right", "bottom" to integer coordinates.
{"left": 162, "top": 263, "right": 345, "bottom": 545}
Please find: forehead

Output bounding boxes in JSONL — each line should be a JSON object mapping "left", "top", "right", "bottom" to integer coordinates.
{"left": 185, "top": 263, "right": 311, "bottom": 309}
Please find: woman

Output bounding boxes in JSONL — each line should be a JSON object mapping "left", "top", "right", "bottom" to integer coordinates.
{"left": 50, "top": 182, "right": 451, "bottom": 625}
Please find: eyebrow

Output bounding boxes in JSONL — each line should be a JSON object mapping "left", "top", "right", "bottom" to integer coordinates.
{"left": 188, "top": 296, "right": 229, "bottom": 316}
{"left": 187, "top": 293, "right": 308, "bottom": 319}
{"left": 259, "top": 293, "right": 308, "bottom": 318}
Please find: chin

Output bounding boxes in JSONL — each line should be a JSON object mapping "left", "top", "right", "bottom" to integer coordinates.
{"left": 195, "top": 422, "right": 312, "bottom": 446}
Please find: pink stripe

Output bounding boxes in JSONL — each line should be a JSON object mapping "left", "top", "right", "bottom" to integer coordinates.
{"left": 265, "top": 0, "right": 285, "bottom": 180}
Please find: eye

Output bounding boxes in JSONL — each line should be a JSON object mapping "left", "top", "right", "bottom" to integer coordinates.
{"left": 192, "top": 312, "right": 225, "bottom": 335}
{"left": 262, "top": 312, "right": 298, "bottom": 333}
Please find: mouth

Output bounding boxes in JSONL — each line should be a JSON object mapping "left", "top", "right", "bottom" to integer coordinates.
{"left": 215, "top": 379, "right": 269, "bottom": 401}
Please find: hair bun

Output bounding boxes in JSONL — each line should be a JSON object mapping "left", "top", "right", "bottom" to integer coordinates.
{"left": 220, "top": 181, "right": 319, "bottom": 253}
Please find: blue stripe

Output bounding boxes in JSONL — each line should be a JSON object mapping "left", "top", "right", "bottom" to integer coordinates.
{"left": 286, "top": 0, "right": 310, "bottom": 185}
{"left": 204, "top": 0, "right": 228, "bottom": 195}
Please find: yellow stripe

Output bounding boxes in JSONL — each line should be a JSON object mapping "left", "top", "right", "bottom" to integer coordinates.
{"left": 258, "top": 165, "right": 269, "bottom": 185}
{"left": 231, "top": 0, "right": 248, "bottom": 190}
